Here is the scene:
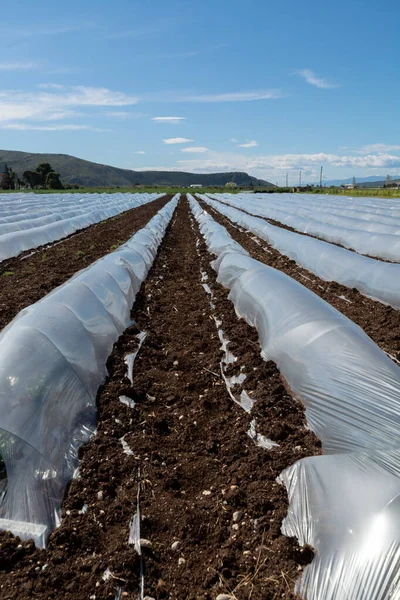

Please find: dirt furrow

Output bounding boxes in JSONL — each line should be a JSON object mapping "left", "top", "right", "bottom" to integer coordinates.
{"left": 0, "top": 197, "right": 318, "bottom": 600}
{"left": 0, "top": 195, "right": 171, "bottom": 331}
{"left": 197, "top": 198, "right": 400, "bottom": 363}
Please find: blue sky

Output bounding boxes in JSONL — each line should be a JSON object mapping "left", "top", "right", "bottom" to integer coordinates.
{"left": 1, "top": 0, "right": 400, "bottom": 184}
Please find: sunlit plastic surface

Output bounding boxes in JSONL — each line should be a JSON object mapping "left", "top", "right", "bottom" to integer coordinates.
{"left": 199, "top": 195, "right": 400, "bottom": 309}
{"left": 189, "top": 194, "right": 400, "bottom": 600}
{"left": 0, "top": 195, "right": 179, "bottom": 546}
{"left": 207, "top": 192, "right": 400, "bottom": 262}
{"left": 0, "top": 192, "right": 163, "bottom": 261}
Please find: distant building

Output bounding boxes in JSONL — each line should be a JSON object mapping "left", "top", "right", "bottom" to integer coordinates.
{"left": 190, "top": 184, "right": 202, "bottom": 188}
{"left": 341, "top": 183, "right": 358, "bottom": 189}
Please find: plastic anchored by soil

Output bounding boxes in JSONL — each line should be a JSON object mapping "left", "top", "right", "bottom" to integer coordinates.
{"left": 0, "top": 197, "right": 318, "bottom": 599}
{"left": 197, "top": 198, "right": 400, "bottom": 363}
{"left": 0, "top": 195, "right": 171, "bottom": 331}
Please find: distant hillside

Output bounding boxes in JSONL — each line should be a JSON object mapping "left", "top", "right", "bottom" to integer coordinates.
{"left": 322, "top": 175, "right": 400, "bottom": 188}
{"left": 0, "top": 150, "right": 273, "bottom": 188}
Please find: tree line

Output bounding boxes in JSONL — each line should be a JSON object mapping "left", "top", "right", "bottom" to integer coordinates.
{"left": 0, "top": 162, "right": 63, "bottom": 190}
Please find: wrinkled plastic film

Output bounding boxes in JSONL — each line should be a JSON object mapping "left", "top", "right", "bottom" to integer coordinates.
{"left": 188, "top": 194, "right": 400, "bottom": 600}
{"left": 199, "top": 195, "right": 400, "bottom": 310}
{"left": 0, "top": 192, "right": 163, "bottom": 262}
{"left": 207, "top": 192, "right": 400, "bottom": 262}
{"left": 0, "top": 194, "right": 179, "bottom": 546}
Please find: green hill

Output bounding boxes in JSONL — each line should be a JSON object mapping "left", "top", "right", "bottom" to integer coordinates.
{"left": 0, "top": 150, "right": 273, "bottom": 188}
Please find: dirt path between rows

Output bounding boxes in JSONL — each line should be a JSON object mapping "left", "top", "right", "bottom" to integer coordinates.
{"left": 0, "top": 197, "right": 319, "bottom": 599}
{"left": 0, "top": 195, "right": 171, "bottom": 331}
{"left": 197, "top": 198, "right": 400, "bottom": 363}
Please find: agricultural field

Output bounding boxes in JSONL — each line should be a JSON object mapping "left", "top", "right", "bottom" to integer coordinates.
{"left": 0, "top": 191, "right": 399, "bottom": 600}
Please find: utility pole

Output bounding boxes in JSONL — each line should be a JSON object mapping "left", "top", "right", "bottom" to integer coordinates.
{"left": 320, "top": 166, "right": 323, "bottom": 188}
{"left": 299, "top": 171, "right": 302, "bottom": 187}
{"left": 286, "top": 173, "right": 288, "bottom": 187}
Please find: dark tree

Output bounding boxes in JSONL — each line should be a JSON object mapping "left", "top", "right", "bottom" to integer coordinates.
{"left": 0, "top": 173, "right": 10, "bottom": 190}
{"left": 8, "top": 167, "right": 18, "bottom": 190}
{"left": 36, "top": 162, "right": 54, "bottom": 185}
{"left": 0, "top": 164, "right": 11, "bottom": 190}
{"left": 23, "top": 170, "right": 42, "bottom": 189}
{"left": 45, "top": 171, "right": 63, "bottom": 190}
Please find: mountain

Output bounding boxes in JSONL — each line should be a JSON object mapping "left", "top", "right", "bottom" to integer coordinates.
{"left": 321, "top": 175, "right": 400, "bottom": 187}
{"left": 0, "top": 150, "right": 273, "bottom": 188}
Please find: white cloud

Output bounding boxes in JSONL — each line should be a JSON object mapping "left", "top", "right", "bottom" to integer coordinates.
{"left": 0, "top": 61, "right": 39, "bottom": 71}
{"left": 152, "top": 116, "right": 186, "bottom": 123}
{"left": 238, "top": 140, "right": 258, "bottom": 148}
{"left": 180, "top": 147, "right": 209, "bottom": 153}
{"left": 295, "top": 69, "right": 338, "bottom": 89}
{"left": 134, "top": 151, "right": 145, "bottom": 154}
{"left": 0, "top": 85, "right": 138, "bottom": 126}
{"left": 174, "top": 150, "right": 400, "bottom": 181}
{"left": 135, "top": 166, "right": 180, "bottom": 171}
{"left": 163, "top": 137, "right": 193, "bottom": 144}
{"left": 356, "top": 143, "right": 400, "bottom": 154}
{"left": 230, "top": 137, "right": 238, "bottom": 143}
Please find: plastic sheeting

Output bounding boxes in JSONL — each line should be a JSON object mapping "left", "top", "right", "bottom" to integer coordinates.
{"left": 0, "top": 192, "right": 163, "bottom": 262}
{"left": 199, "top": 195, "right": 400, "bottom": 309}
{"left": 208, "top": 192, "right": 400, "bottom": 262}
{"left": 188, "top": 194, "right": 400, "bottom": 600}
{"left": 0, "top": 195, "right": 179, "bottom": 547}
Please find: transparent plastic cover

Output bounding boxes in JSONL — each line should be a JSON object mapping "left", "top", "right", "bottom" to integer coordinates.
{"left": 0, "top": 195, "right": 179, "bottom": 546}
{"left": 189, "top": 194, "right": 400, "bottom": 600}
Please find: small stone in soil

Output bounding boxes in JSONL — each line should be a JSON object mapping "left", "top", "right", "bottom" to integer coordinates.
{"left": 216, "top": 595, "right": 235, "bottom": 600}
{"left": 97, "top": 491, "right": 103, "bottom": 501}
{"left": 140, "top": 538, "right": 153, "bottom": 551}
{"left": 171, "top": 541, "right": 180, "bottom": 551}
{"left": 178, "top": 557, "right": 186, "bottom": 566}
{"left": 232, "top": 510, "right": 244, "bottom": 523}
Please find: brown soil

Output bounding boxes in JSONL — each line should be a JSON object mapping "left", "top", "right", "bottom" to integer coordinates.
{"left": 198, "top": 198, "right": 400, "bottom": 362}
{"left": 0, "top": 195, "right": 171, "bottom": 331}
{"left": 0, "top": 197, "right": 320, "bottom": 599}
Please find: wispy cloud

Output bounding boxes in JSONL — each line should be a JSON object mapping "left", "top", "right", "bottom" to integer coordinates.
{"left": 12, "top": 24, "right": 94, "bottom": 38}
{"left": 238, "top": 140, "right": 258, "bottom": 148}
{"left": 163, "top": 137, "right": 193, "bottom": 144}
{"left": 152, "top": 116, "right": 186, "bottom": 123}
{"left": 134, "top": 151, "right": 145, "bottom": 154}
{"left": 295, "top": 69, "right": 338, "bottom": 89}
{"left": 0, "top": 84, "right": 139, "bottom": 134}
{"left": 0, "top": 61, "right": 39, "bottom": 71}
{"left": 147, "top": 43, "right": 227, "bottom": 61}
{"left": 356, "top": 143, "right": 400, "bottom": 154}
{"left": 105, "top": 111, "right": 146, "bottom": 118}
{"left": 0, "top": 85, "right": 138, "bottom": 126}
{"left": 180, "top": 147, "right": 209, "bottom": 153}
{"left": 147, "top": 90, "right": 282, "bottom": 103}
{"left": 0, "top": 123, "right": 107, "bottom": 131}
{"left": 102, "top": 19, "right": 176, "bottom": 41}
